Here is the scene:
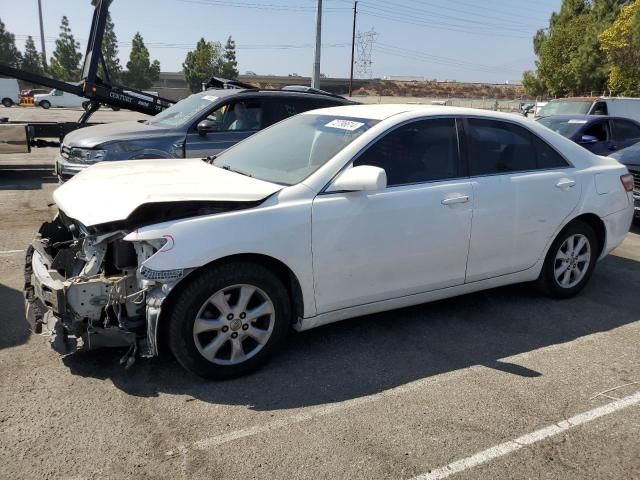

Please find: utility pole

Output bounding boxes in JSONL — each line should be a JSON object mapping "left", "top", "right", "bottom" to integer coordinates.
{"left": 37, "top": 0, "right": 47, "bottom": 70}
{"left": 349, "top": 1, "right": 357, "bottom": 97}
{"left": 312, "top": 0, "right": 322, "bottom": 89}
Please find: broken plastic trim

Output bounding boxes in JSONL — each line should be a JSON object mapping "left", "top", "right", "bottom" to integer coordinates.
{"left": 90, "top": 199, "right": 264, "bottom": 233}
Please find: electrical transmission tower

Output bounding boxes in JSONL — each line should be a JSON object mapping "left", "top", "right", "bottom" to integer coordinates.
{"left": 355, "top": 29, "right": 377, "bottom": 79}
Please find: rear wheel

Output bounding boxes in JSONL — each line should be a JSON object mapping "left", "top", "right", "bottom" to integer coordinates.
{"left": 1, "top": 98, "right": 13, "bottom": 107}
{"left": 167, "top": 262, "right": 291, "bottom": 379}
{"left": 537, "top": 220, "right": 598, "bottom": 299}
{"left": 39, "top": 100, "right": 51, "bottom": 109}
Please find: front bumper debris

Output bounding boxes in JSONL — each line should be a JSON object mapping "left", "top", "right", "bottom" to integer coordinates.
{"left": 23, "top": 215, "right": 173, "bottom": 365}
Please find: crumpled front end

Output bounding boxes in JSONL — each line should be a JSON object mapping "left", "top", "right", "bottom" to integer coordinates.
{"left": 23, "top": 211, "right": 181, "bottom": 365}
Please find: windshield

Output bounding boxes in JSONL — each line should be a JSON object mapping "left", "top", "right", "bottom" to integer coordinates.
{"left": 537, "top": 100, "right": 593, "bottom": 117}
{"left": 537, "top": 117, "right": 586, "bottom": 138}
{"left": 149, "top": 93, "right": 219, "bottom": 127}
{"left": 213, "top": 114, "right": 379, "bottom": 185}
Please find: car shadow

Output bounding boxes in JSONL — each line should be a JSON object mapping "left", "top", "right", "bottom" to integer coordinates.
{"left": 0, "top": 282, "right": 30, "bottom": 349}
{"left": 61, "top": 253, "right": 640, "bottom": 411}
{"left": 0, "top": 169, "right": 57, "bottom": 190}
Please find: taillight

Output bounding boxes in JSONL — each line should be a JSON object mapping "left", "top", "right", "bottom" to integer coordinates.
{"left": 620, "top": 173, "right": 634, "bottom": 192}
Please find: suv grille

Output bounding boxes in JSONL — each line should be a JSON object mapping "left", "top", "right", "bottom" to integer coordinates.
{"left": 632, "top": 171, "right": 640, "bottom": 193}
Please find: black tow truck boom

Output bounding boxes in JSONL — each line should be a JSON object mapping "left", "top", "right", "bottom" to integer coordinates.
{"left": 0, "top": 0, "right": 173, "bottom": 153}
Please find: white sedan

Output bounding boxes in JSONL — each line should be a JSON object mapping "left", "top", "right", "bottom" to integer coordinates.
{"left": 25, "top": 105, "right": 635, "bottom": 379}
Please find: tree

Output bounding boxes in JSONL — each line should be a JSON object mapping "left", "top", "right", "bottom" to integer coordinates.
{"left": 123, "top": 32, "right": 160, "bottom": 90}
{"left": 600, "top": 0, "right": 640, "bottom": 95}
{"left": 220, "top": 36, "right": 239, "bottom": 79}
{"left": 182, "top": 38, "right": 223, "bottom": 92}
{"left": 48, "top": 16, "right": 82, "bottom": 81}
{"left": 522, "top": 0, "right": 632, "bottom": 96}
{"left": 0, "top": 18, "right": 22, "bottom": 68}
{"left": 522, "top": 70, "right": 545, "bottom": 97}
{"left": 21, "top": 36, "right": 44, "bottom": 75}
{"left": 101, "top": 13, "right": 121, "bottom": 83}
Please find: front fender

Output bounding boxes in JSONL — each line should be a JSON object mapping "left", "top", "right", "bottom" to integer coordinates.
{"left": 125, "top": 200, "right": 316, "bottom": 317}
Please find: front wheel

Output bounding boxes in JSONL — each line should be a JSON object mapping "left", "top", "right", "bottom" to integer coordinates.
{"left": 39, "top": 100, "right": 51, "bottom": 109}
{"left": 167, "top": 262, "right": 291, "bottom": 379}
{"left": 537, "top": 220, "right": 598, "bottom": 299}
{"left": 1, "top": 98, "right": 13, "bottom": 107}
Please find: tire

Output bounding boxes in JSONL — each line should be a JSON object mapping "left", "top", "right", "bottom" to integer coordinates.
{"left": 1, "top": 98, "right": 13, "bottom": 108}
{"left": 167, "top": 262, "right": 291, "bottom": 380}
{"left": 82, "top": 101, "right": 90, "bottom": 111}
{"left": 39, "top": 100, "right": 51, "bottom": 109}
{"left": 536, "top": 220, "right": 598, "bottom": 299}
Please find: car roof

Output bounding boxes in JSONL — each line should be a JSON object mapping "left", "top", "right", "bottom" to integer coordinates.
{"left": 301, "top": 104, "right": 536, "bottom": 121}
{"left": 191, "top": 88, "right": 352, "bottom": 103}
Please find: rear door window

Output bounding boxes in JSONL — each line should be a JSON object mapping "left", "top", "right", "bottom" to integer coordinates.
{"left": 465, "top": 118, "right": 568, "bottom": 175}
{"left": 269, "top": 97, "right": 339, "bottom": 125}
{"left": 465, "top": 119, "right": 536, "bottom": 175}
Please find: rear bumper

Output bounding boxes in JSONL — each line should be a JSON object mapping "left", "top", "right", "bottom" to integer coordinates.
{"left": 601, "top": 205, "right": 634, "bottom": 257}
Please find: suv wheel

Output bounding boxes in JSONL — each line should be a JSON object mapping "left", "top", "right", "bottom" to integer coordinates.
{"left": 167, "top": 262, "right": 291, "bottom": 379}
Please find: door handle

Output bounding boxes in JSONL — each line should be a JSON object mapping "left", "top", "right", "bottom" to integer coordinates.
{"left": 555, "top": 179, "right": 576, "bottom": 189}
{"left": 441, "top": 194, "right": 470, "bottom": 205}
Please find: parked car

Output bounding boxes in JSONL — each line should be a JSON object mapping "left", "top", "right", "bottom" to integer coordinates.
{"left": 536, "top": 97, "right": 640, "bottom": 122}
{"left": 610, "top": 142, "right": 640, "bottom": 221}
{"left": 0, "top": 78, "right": 20, "bottom": 107}
{"left": 19, "top": 88, "right": 49, "bottom": 101}
{"left": 34, "top": 88, "right": 85, "bottom": 109}
{"left": 25, "top": 105, "right": 634, "bottom": 379}
{"left": 55, "top": 87, "right": 354, "bottom": 180}
{"left": 537, "top": 115, "right": 640, "bottom": 156}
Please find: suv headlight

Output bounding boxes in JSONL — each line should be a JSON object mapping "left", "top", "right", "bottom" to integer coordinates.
{"left": 67, "top": 147, "right": 107, "bottom": 164}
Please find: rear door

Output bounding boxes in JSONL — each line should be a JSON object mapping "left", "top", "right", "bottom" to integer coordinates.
{"left": 184, "top": 97, "right": 266, "bottom": 157}
{"left": 610, "top": 119, "right": 640, "bottom": 151}
{"left": 463, "top": 118, "right": 580, "bottom": 282}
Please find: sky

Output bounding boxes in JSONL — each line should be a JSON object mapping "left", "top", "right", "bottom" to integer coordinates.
{"left": 0, "top": 0, "right": 562, "bottom": 83}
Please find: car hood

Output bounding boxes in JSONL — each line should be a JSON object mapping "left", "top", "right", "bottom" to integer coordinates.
{"left": 63, "top": 121, "right": 173, "bottom": 148}
{"left": 53, "top": 158, "right": 283, "bottom": 227}
{"left": 610, "top": 142, "right": 640, "bottom": 168}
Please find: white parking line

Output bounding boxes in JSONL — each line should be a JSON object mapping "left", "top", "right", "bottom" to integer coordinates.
{"left": 179, "top": 368, "right": 472, "bottom": 453}
{"left": 0, "top": 249, "right": 24, "bottom": 255}
{"left": 412, "top": 390, "right": 640, "bottom": 480}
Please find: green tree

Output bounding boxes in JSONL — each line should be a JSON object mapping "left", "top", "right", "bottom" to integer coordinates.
{"left": 522, "top": 70, "right": 545, "bottom": 96}
{"left": 182, "top": 38, "right": 223, "bottom": 92}
{"left": 220, "top": 36, "right": 239, "bottom": 79}
{"left": 600, "top": 0, "right": 640, "bottom": 95}
{"left": 523, "top": 0, "right": 631, "bottom": 96}
{"left": 48, "top": 16, "right": 82, "bottom": 81}
{"left": 21, "top": 36, "right": 44, "bottom": 75}
{"left": 123, "top": 32, "right": 160, "bottom": 90}
{"left": 0, "top": 18, "right": 22, "bottom": 68}
{"left": 101, "top": 13, "right": 121, "bottom": 83}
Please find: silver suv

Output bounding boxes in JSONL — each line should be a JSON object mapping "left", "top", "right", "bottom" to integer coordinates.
{"left": 56, "top": 88, "right": 353, "bottom": 180}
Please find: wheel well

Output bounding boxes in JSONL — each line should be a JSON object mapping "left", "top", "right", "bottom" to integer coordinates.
{"left": 156, "top": 253, "right": 305, "bottom": 356}
{"left": 566, "top": 213, "right": 606, "bottom": 257}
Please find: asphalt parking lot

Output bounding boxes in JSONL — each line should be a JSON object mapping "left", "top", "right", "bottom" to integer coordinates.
{"left": 0, "top": 107, "right": 639, "bottom": 480}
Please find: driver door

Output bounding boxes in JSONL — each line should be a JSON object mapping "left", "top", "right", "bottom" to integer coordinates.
{"left": 184, "top": 99, "right": 266, "bottom": 157}
{"left": 311, "top": 118, "right": 473, "bottom": 313}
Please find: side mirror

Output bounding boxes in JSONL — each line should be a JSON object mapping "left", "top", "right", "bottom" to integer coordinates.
{"left": 326, "top": 165, "right": 387, "bottom": 193}
{"left": 579, "top": 134, "right": 599, "bottom": 145}
{"left": 197, "top": 119, "right": 220, "bottom": 135}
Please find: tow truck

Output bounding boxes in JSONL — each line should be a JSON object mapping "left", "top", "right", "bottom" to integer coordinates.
{"left": 0, "top": 0, "right": 174, "bottom": 154}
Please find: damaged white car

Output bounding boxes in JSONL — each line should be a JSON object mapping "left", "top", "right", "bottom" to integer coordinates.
{"left": 25, "top": 105, "right": 635, "bottom": 379}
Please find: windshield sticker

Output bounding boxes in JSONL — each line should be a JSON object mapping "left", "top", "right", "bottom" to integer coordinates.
{"left": 568, "top": 119, "right": 588, "bottom": 124}
{"left": 325, "top": 119, "right": 365, "bottom": 131}
{"left": 202, "top": 95, "right": 218, "bottom": 102}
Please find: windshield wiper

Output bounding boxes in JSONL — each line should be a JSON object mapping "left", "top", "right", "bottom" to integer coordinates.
{"left": 202, "top": 155, "right": 217, "bottom": 164}
{"left": 220, "top": 164, "right": 252, "bottom": 177}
